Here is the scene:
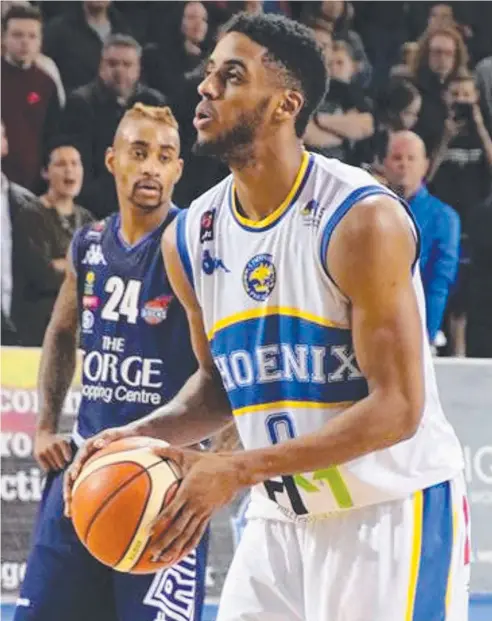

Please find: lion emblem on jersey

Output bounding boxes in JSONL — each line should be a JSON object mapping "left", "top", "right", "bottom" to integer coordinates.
{"left": 243, "top": 254, "right": 276, "bottom": 301}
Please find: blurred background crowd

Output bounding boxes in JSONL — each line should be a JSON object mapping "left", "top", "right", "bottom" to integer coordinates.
{"left": 1, "top": 0, "right": 491, "bottom": 357}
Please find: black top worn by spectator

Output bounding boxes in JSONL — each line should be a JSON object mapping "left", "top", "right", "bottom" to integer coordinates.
{"left": 1, "top": 180, "right": 64, "bottom": 346}
{"left": 429, "top": 127, "right": 491, "bottom": 228}
{"left": 310, "top": 78, "right": 372, "bottom": 162}
{"left": 61, "top": 79, "right": 166, "bottom": 219}
{"left": 143, "top": 1, "right": 210, "bottom": 99}
{"left": 43, "top": 2, "right": 132, "bottom": 93}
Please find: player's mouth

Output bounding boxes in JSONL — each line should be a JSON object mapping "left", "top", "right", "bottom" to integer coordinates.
{"left": 134, "top": 179, "right": 162, "bottom": 197}
{"left": 193, "top": 102, "right": 216, "bottom": 130}
{"left": 63, "top": 178, "right": 77, "bottom": 188}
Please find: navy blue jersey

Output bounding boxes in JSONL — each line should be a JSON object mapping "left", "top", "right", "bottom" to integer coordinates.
{"left": 71, "top": 209, "right": 197, "bottom": 440}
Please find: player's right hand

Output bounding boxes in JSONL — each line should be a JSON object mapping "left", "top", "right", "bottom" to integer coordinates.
{"left": 34, "top": 429, "right": 73, "bottom": 472}
{"left": 63, "top": 426, "right": 134, "bottom": 518}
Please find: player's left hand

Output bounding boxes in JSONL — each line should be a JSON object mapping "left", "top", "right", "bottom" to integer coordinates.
{"left": 148, "top": 445, "right": 243, "bottom": 564}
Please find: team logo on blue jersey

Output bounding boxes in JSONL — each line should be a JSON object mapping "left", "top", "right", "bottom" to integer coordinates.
{"left": 141, "top": 295, "right": 173, "bottom": 325}
{"left": 202, "top": 249, "right": 230, "bottom": 275}
{"left": 243, "top": 254, "right": 276, "bottom": 301}
{"left": 82, "top": 310, "right": 94, "bottom": 333}
{"left": 83, "top": 271, "right": 96, "bottom": 295}
{"left": 85, "top": 220, "right": 106, "bottom": 240}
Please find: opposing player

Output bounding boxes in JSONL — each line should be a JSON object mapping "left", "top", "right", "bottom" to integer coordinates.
{"left": 15, "top": 104, "right": 208, "bottom": 621}
{"left": 66, "top": 15, "right": 469, "bottom": 621}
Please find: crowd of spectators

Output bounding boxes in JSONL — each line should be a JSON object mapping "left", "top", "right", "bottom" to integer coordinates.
{"left": 1, "top": 0, "right": 491, "bottom": 356}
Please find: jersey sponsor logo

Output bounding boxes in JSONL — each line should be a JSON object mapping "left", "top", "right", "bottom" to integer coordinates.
{"left": 243, "top": 253, "right": 276, "bottom": 301}
{"left": 81, "top": 243, "right": 107, "bottom": 266}
{"left": 143, "top": 553, "right": 197, "bottom": 621}
{"left": 85, "top": 220, "right": 106, "bottom": 240}
{"left": 200, "top": 209, "right": 215, "bottom": 242}
{"left": 300, "top": 199, "right": 323, "bottom": 228}
{"left": 82, "top": 295, "right": 100, "bottom": 310}
{"left": 141, "top": 295, "right": 174, "bottom": 325}
{"left": 83, "top": 271, "right": 96, "bottom": 296}
{"left": 201, "top": 249, "right": 230, "bottom": 275}
{"left": 82, "top": 310, "right": 95, "bottom": 333}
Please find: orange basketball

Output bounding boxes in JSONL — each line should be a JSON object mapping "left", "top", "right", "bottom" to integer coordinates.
{"left": 71, "top": 436, "right": 181, "bottom": 574}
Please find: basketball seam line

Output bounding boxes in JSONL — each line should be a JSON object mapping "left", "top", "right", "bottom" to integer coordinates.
{"left": 83, "top": 459, "right": 160, "bottom": 543}
{"left": 114, "top": 458, "right": 181, "bottom": 570}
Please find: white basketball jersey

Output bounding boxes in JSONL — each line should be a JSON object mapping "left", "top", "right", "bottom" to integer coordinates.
{"left": 176, "top": 151, "right": 464, "bottom": 521}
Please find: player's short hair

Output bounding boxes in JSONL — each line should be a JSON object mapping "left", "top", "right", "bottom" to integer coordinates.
{"left": 102, "top": 33, "right": 142, "bottom": 57}
{"left": 117, "top": 104, "right": 180, "bottom": 140}
{"left": 42, "top": 135, "right": 83, "bottom": 168}
{"left": 220, "top": 12, "right": 328, "bottom": 137}
{"left": 2, "top": 3, "right": 42, "bottom": 30}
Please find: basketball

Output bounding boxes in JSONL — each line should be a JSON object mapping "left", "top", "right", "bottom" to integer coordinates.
{"left": 71, "top": 436, "right": 181, "bottom": 574}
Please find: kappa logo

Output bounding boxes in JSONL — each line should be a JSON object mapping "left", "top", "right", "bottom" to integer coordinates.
{"left": 82, "top": 244, "right": 107, "bottom": 266}
{"left": 201, "top": 249, "right": 230, "bottom": 275}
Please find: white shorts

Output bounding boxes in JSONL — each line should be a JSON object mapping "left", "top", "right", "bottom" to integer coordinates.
{"left": 217, "top": 476, "right": 470, "bottom": 621}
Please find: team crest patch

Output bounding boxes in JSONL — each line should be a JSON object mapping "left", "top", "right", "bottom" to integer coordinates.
{"left": 141, "top": 295, "right": 173, "bottom": 325}
{"left": 243, "top": 254, "right": 276, "bottom": 301}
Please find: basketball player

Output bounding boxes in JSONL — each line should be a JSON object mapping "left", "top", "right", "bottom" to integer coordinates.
{"left": 66, "top": 15, "right": 470, "bottom": 621}
{"left": 15, "top": 104, "right": 208, "bottom": 621}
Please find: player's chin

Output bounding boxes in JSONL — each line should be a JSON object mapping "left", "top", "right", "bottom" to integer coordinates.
{"left": 133, "top": 199, "right": 163, "bottom": 213}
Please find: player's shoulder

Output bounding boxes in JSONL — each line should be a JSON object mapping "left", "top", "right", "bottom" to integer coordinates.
{"left": 187, "top": 174, "right": 233, "bottom": 219}
{"left": 310, "top": 152, "right": 386, "bottom": 194}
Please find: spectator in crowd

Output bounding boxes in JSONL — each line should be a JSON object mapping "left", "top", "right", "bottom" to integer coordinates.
{"left": 30, "top": 138, "right": 94, "bottom": 344}
{"left": 390, "top": 41, "right": 419, "bottom": 79}
{"left": 466, "top": 191, "right": 492, "bottom": 357}
{"left": 428, "top": 71, "right": 492, "bottom": 228}
{"left": 354, "top": 78, "right": 422, "bottom": 168}
{"left": 412, "top": 25, "right": 469, "bottom": 154}
{"left": 304, "top": 25, "right": 374, "bottom": 163}
{"left": 383, "top": 130, "right": 460, "bottom": 344}
{"left": 301, "top": 0, "right": 373, "bottom": 88}
{"left": 1, "top": 0, "right": 66, "bottom": 106}
{"left": 143, "top": 1, "right": 209, "bottom": 99}
{"left": 1, "top": 3, "right": 61, "bottom": 191}
{"left": 475, "top": 55, "right": 492, "bottom": 133}
{"left": 427, "top": 2, "right": 455, "bottom": 30}
{"left": 61, "top": 34, "right": 166, "bottom": 218}
{"left": 1, "top": 121, "right": 64, "bottom": 346}
{"left": 43, "top": 0, "right": 132, "bottom": 93}
{"left": 330, "top": 40, "right": 357, "bottom": 84}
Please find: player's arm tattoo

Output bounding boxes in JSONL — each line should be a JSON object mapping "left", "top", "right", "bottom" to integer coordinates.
{"left": 37, "top": 268, "right": 79, "bottom": 433}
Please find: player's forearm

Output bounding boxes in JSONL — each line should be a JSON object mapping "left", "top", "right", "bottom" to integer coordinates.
{"left": 129, "top": 367, "right": 233, "bottom": 445}
{"left": 231, "top": 389, "right": 422, "bottom": 487}
{"left": 37, "top": 326, "right": 77, "bottom": 433}
{"left": 316, "top": 111, "right": 374, "bottom": 140}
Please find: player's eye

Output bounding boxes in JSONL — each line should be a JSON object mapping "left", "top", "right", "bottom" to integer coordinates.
{"left": 226, "top": 71, "right": 242, "bottom": 84}
{"left": 133, "top": 149, "right": 146, "bottom": 160}
{"left": 160, "top": 154, "right": 171, "bottom": 163}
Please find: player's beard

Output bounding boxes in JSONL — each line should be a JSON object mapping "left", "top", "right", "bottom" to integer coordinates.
{"left": 192, "top": 97, "right": 270, "bottom": 168}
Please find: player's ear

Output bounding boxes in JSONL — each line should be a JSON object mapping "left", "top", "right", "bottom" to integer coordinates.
{"left": 173, "top": 158, "right": 184, "bottom": 185}
{"left": 105, "top": 147, "right": 115, "bottom": 175}
{"left": 274, "top": 90, "right": 305, "bottom": 125}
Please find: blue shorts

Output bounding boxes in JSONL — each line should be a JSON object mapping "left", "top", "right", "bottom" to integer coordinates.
{"left": 14, "top": 469, "right": 208, "bottom": 621}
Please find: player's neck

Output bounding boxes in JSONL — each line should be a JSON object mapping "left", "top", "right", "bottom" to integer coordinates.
{"left": 231, "top": 140, "right": 304, "bottom": 222}
{"left": 118, "top": 205, "right": 169, "bottom": 246}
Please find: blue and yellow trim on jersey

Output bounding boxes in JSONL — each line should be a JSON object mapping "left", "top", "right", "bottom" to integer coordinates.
{"left": 175, "top": 208, "right": 195, "bottom": 289}
{"left": 319, "top": 185, "right": 421, "bottom": 283}
{"left": 405, "top": 480, "right": 455, "bottom": 621}
{"left": 229, "top": 152, "right": 314, "bottom": 232}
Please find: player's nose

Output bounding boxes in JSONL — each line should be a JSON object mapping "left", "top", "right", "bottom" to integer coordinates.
{"left": 198, "top": 72, "right": 220, "bottom": 100}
